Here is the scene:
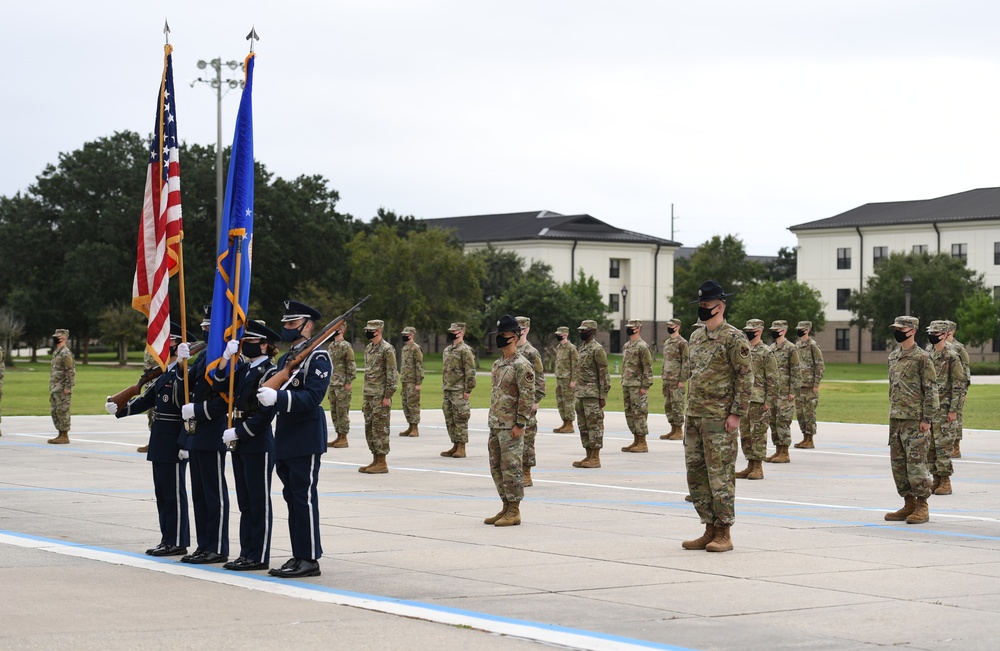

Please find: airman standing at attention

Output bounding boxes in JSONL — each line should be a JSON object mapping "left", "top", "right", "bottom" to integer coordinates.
{"left": 48, "top": 329, "right": 75, "bottom": 445}
{"left": 620, "top": 319, "right": 653, "bottom": 453}
{"left": 926, "top": 320, "right": 965, "bottom": 496}
{"left": 572, "top": 320, "right": 610, "bottom": 469}
{"left": 398, "top": 326, "right": 424, "bottom": 438}
{"left": 764, "top": 320, "right": 800, "bottom": 464}
{"left": 325, "top": 325, "right": 356, "bottom": 448}
{"left": 552, "top": 326, "right": 579, "bottom": 433}
{"left": 360, "top": 319, "right": 397, "bottom": 474}
{"left": 793, "top": 320, "right": 824, "bottom": 449}
{"left": 735, "top": 319, "right": 777, "bottom": 480}
{"left": 659, "top": 318, "right": 689, "bottom": 441}
{"left": 944, "top": 321, "right": 970, "bottom": 458}
{"left": 515, "top": 317, "right": 545, "bottom": 486}
{"left": 441, "top": 322, "right": 476, "bottom": 459}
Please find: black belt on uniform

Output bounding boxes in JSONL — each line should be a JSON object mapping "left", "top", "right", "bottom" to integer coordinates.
{"left": 152, "top": 412, "right": 182, "bottom": 422}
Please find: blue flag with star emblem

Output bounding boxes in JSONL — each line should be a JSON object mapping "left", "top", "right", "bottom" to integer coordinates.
{"left": 206, "top": 52, "right": 255, "bottom": 383}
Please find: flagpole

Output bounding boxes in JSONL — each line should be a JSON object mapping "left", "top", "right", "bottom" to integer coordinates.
{"left": 226, "top": 234, "right": 245, "bottom": 433}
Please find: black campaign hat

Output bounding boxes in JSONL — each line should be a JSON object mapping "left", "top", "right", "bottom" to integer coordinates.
{"left": 281, "top": 299, "right": 322, "bottom": 322}
{"left": 243, "top": 319, "right": 280, "bottom": 343}
{"left": 491, "top": 314, "right": 522, "bottom": 335}
{"left": 689, "top": 280, "right": 733, "bottom": 304}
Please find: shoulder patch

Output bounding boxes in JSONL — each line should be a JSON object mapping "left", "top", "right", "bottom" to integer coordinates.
{"left": 739, "top": 344, "right": 750, "bottom": 359}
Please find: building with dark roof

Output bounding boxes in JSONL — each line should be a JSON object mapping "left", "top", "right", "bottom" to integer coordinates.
{"left": 789, "top": 188, "right": 1000, "bottom": 363}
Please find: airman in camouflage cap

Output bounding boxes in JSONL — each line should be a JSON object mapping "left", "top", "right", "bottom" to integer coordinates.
{"left": 744, "top": 319, "right": 764, "bottom": 331}
{"left": 890, "top": 316, "right": 919, "bottom": 330}
{"left": 667, "top": 318, "right": 681, "bottom": 327}
{"left": 515, "top": 316, "right": 531, "bottom": 328}
{"left": 626, "top": 319, "right": 642, "bottom": 328}
{"left": 769, "top": 320, "right": 788, "bottom": 330}
{"left": 578, "top": 320, "right": 598, "bottom": 330}
{"left": 52, "top": 328, "right": 70, "bottom": 339}
{"left": 402, "top": 326, "right": 416, "bottom": 335}
{"left": 448, "top": 322, "right": 466, "bottom": 332}
{"left": 796, "top": 320, "right": 812, "bottom": 331}
{"left": 554, "top": 326, "right": 569, "bottom": 335}
{"left": 926, "top": 320, "right": 949, "bottom": 334}
{"left": 365, "top": 320, "right": 384, "bottom": 331}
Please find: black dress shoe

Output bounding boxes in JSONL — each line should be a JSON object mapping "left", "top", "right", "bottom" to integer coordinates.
{"left": 146, "top": 544, "right": 187, "bottom": 557}
{"left": 227, "top": 558, "right": 269, "bottom": 572}
{"left": 180, "top": 550, "right": 208, "bottom": 563}
{"left": 187, "top": 551, "right": 228, "bottom": 565}
{"left": 223, "top": 557, "right": 248, "bottom": 570}
{"left": 269, "top": 558, "right": 321, "bottom": 579}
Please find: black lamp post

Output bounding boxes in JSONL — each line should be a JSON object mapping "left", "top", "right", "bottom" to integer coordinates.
{"left": 903, "top": 275, "right": 912, "bottom": 316}
{"left": 621, "top": 286, "right": 628, "bottom": 350}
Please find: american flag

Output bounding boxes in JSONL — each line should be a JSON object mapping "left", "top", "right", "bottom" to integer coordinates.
{"left": 132, "top": 45, "right": 183, "bottom": 370}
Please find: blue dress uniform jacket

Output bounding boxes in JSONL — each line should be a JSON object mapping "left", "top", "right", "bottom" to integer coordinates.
{"left": 184, "top": 354, "right": 229, "bottom": 451}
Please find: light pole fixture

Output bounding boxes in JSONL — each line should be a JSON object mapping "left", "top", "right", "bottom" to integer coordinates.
{"left": 620, "top": 285, "right": 629, "bottom": 349}
{"left": 903, "top": 275, "right": 913, "bottom": 316}
{"left": 192, "top": 58, "right": 243, "bottom": 243}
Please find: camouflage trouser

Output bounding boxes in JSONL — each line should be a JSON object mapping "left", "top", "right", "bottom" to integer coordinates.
{"left": 739, "top": 402, "right": 768, "bottom": 461}
{"left": 50, "top": 391, "right": 72, "bottom": 432}
{"left": 400, "top": 382, "right": 421, "bottom": 424}
{"left": 327, "top": 386, "right": 352, "bottom": 436}
{"left": 795, "top": 387, "right": 818, "bottom": 437}
{"left": 888, "top": 418, "right": 932, "bottom": 499}
{"left": 956, "top": 394, "right": 966, "bottom": 440}
{"left": 685, "top": 416, "right": 737, "bottom": 527}
{"left": 769, "top": 395, "right": 794, "bottom": 447}
{"left": 555, "top": 378, "right": 575, "bottom": 422}
{"left": 362, "top": 396, "right": 390, "bottom": 455}
{"left": 929, "top": 416, "right": 959, "bottom": 477}
{"left": 488, "top": 427, "right": 524, "bottom": 503}
{"left": 575, "top": 397, "right": 604, "bottom": 450}
{"left": 623, "top": 387, "right": 648, "bottom": 436}
{"left": 662, "top": 380, "right": 686, "bottom": 427}
{"left": 524, "top": 409, "right": 538, "bottom": 468}
{"left": 442, "top": 390, "right": 470, "bottom": 444}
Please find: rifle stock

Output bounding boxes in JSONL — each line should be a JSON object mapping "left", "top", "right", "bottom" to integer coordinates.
{"left": 263, "top": 295, "right": 371, "bottom": 391}
{"left": 106, "top": 341, "right": 207, "bottom": 411}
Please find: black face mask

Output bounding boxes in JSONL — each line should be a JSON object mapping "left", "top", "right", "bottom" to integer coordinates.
{"left": 401, "top": 334, "right": 411, "bottom": 342}
{"left": 893, "top": 329, "right": 911, "bottom": 343}
{"left": 242, "top": 342, "right": 267, "bottom": 359}
{"left": 364, "top": 330, "right": 377, "bottom": 340}
{"left": 495, "top": 333, "right": 514, "bottom": 349}
{"left": 769, "top": 330, "right": 781, "bottom": 341}
{"left": 626, "top": 327, "right": 637, "bottom": 336}
{"left": 281, "top": 324, "right": 304, "bottom": 342}
{"left": 52, "top": 337, "right": 61, "bottom": 348}
{"left": 697, "top": 305, "right": 719, "bottom": 322}
{"left": 558, "top": 335, "right": 567, "bottom": 342}
{"left": 667, "top": 327, "right": 677, "bottom": 335}
{"left": 579, "top": 330, "right": 594, "bottom": 341}
{"left": 928, "top": 333, "right": 942, "bottom": 345}
{"left": 447, "top": 332, "right": 458, "bottom": 342}
{"left": 744, "top": 330, "right": 757, "bottom": 340}
{"left": 796, "top": 329, "right": 806, "bottom": 338}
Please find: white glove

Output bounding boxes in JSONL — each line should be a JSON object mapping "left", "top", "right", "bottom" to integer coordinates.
{"left": 223, "top": 339, "right": 239, "bottom": 361}
{"left": 256, "top": 387, "right": 278, "bottom": 407}
{"left": 181, "top": 403, "right": 195, "bottom": 420}
{"left": 178, "top": 450, "right": 189, "bottom": 461}
{"left": 176, "top": 343, "right": 191, "bottom": 361}
{"left": 222, "top": 428, "right": 238, "bottom": 444}
{"left": 104, "top": 401, "right": 118, "bottom": 415}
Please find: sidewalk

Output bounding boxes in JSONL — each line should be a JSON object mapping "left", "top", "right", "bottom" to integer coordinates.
{"left": 2, "top": 411, "right": 999, "bottom": 650}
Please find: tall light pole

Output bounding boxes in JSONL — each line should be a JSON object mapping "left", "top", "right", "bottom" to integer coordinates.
{"left": 621, "top": 285, "right": 629, "bottom": 350}
{"left": 192, "top": 58, "right": 243, "bottom": 243}
{"left": 903, "top": 275, "right": 913, "bottom": 316}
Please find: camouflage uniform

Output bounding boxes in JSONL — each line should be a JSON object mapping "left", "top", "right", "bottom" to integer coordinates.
{"left": 887, "top": 317, "right": 938, "bottom": 501}
{"left": 767, "top": 323, "right": 801, "bottom": 449}
{"left": 50, "top": 337, "right": 75, "bottom": 433}
{"left": 738, "top": 325, "right": 778, "bottom": 463}
{"left": 363, "top": 325, "right": 397, "bottom": 456}
{"left": 927, "top": 322, "right": 965, "bottom": 482}
{"left": 326, "top": 338, "right": 356, "bottom": 438}
{"left": 442, "top": 328, "right": 476, "bottom": 444}
{"left": 574, "top": 321, "right": 610, "bottom": 452}
{"left": 685, "top": 319, "right": 752, "bottom": 528}
{"left": 488, "top": 351, "right": 535, "bottom": 504}
{"left": 794, "top": 323, "right": 825, "bottom": 442}
{"left": 621, "top": 322, "right": 653, "bottom": 437}
{"left": 553, "top": 328, "right": 579, "bottom": 424}
{"left": 399, "top": 330, "right": 424, "bottom": 426}
{"left": 947, "top": 323, "right": 970, "bottom": 448}
{"left": 661, "top": 325, "right": 690, "bottom": 430}
{"left": 515, "top": 319, "right": 545, "bottom": 468}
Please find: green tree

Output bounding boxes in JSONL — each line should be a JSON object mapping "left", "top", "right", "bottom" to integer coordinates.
{"left": 97, "top": 304, "right": 145, "bottom": 365}
{"left": 0, "top": 306, "right": 25, "bottom": 366}
{"left": 672, "top": 235, "right": 766, "bottom": 330}
{"left": 956, "top": 289, "right": 1000, "bottom": 361}
{"left": 728, "top": 280, "right": 826, "bottom": 334}
{"left": 562, "top": 270, "right": 613, "bottom": 338}
{"left": 765, "top": 246, "right": 797, "bottom": 282}
{"left": 353, "top": 207, "right": 426, "bottom": 238}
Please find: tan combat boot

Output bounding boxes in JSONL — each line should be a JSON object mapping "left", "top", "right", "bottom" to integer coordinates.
{"left": 495, "top": 503, "right": 521, "bottom": 527}
{"left": 440, "top": 443, "right": 458, "bottom": 457}
{"left": 330, "top": 434, "right": 349, "bottom": 448}
{"left": 621, "top": 435, "right": 638, "bottom": 452}
{"left": 953, "top": 440, "right": 962, "bottom": 458}
{"left": 794, "top": 435, "right": 814, "bottom": 449}
{"left": 735, "top": 462, "right": 752, "bottom": 479}
{"left": 630, "top": 435, "right": 648, "bottom": 453}
{"left": 572, "top": 449, "right": 591, "bottom": 468}
{"left": 747, "top": 459, "right": 764, "bottom": 480}
{"left": 48, "top": 431, "right": 70, "bottom": 444}
{"left": 706, "top": 525, "right": 733, "bottom": 552}
{"left": 764, "top": 447, "right": 777, "bottom": 462}
{"left": 397, "top": 424, "right": 413, "bottom": 437}
{"left": 137, "top": 445, "right": 149, "bottom": 453}
{"left": 579, "top": 449, "right": 601, "bottom": 468}
{"left": 408, "top": 425, "right": 419, "bottom": 438}
{"left": 884, "top": 495, "right": 916, "bottom": 521}
{"left": 769, "top": 445, "right": 790, "bottom": 463}
{"left": 361, "top": 454, "right": 388, "bottom": 474}
{"left": 906, "top": 497, "right": 929, "bottom": 524}
{"left": 661, "top": 424, "right": 683, "bottom": 440}
{"left": 522, "top": 465, "right": 533, "bottom": 487}
{"left": 452, "top": 443, "right": 466, "bottom": 459}
{"left": 931, "top": 475, "right": 941, "bottom": 492}
{"left": 934, "top": 476, "right": 952, "bottom": 495}
{"left": 553, "top": 420, "right": 575, "bottom": 433}
{"left": 484, "top": 500, "right": 509, "bottom": 524}
{"left": 681, "top": 524, "right": 716, "bottom": 550}
{"left": 358, "top": 454, "right": 377, "bottom": 473}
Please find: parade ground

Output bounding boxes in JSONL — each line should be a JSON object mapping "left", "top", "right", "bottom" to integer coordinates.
{"left": 2, "top": 410, "right": 999, "bottom": 650}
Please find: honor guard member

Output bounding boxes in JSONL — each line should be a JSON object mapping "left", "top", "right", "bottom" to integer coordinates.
{"left": 736, "top": 320, "right": 777, "bottom": 480}
{"left": 398, "top": 326, "right": 424, "bottom": 437}
{"left": 885, "top": 316, "right": 939, "bottom": 525}
{"left": 325, "top": 326, "right": 356, "bottom": 448}
{"left": 136, "top": 349, "right": 158, "bottom": 453}
{"left": 764, "top": 320, "right": 800, "bottom": 464}
{"left": 48, "top": 328, "right": 74, "bottom": 444}
{"left": 359, "top": 320, "right": 397, "bottom": 473}
{"left": 926, "top": 320, "right": 965, "bottom": 496}
{"left": 552, "top": 326, "right": 579, "bottom": 433}
{"left": 515, "top": 317, "right": 546, "bottom": 485}
{"left": 441, "top": 322, "right": 476, "bottom": 458}
{"left": 572, "top": 319, "right": 610, "bottom": 468}
{"left": 660, "top": 318, "right": 690, "bottom": 441}
{"left": 484, "top": 315, "right": 534, "bottom": 527}
{"left": 621, "top": 320, "right": 653, "bottom": 453}
{"left": 794, "top": 320, "right": 825, "bottom": 449}
{"left": 217, "top": 320, "right": 280, "bottom": 571}
{"left": 681, "top": 281, "right": 752, "bottom": 553}
{"left": 944, "top": 321, "right": 970, "bottom": 458}
{"left": 105, "top": 322, "right": 191, "bottom": 557}
{"left": 0, "top": 341, "right": 5, "bottom": 437}
{"left": 256, "top": 300, "right": 330, "bottom": 578}
{"left": 178, "top": 305, "right": 231, "bottom": 564}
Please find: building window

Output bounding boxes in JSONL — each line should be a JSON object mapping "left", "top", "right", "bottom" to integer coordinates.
{"left": 835, "top": 329, "right": 850, "bottom": 351}
{"left": 608, "top": 294, "right": 620, "bottom": 312}
{"left": 609, "top": 259, "right": 620, "bottom": 278}
{"left": 872, "top": 336, "right": 887, "bottom": 352}
{"left": 873, "top": 246, "right": 888, "bottom": 267}
{"left": 994, "top": 286, "right": 1000, "bottom": 300}
{"left": 994, "top": 242, "right": 1000, "bottom": 265}
{"left": 913, "top": 244, "right": 928, "bottom": 255}
{"left": 837, "top": 247, "right": 851, "bottom": 270}
{"left": 836, "top": 288, "right": 851, "bottom": 310}
{"left": 952, "top": 243, "right": 967, "bottom": 261}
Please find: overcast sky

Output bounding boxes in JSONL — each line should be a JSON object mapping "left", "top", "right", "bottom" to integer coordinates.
{"left": 4, "top": 1, "right": 1000, "bottom": 255}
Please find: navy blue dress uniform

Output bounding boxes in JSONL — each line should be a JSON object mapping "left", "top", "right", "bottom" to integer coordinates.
{"left": 107, "top": 323, "right": 190, "bottom": 556}
{"left": 214, "top": 320, "right": 280, "bottom": 572}
{"left": 259, "top": 300, "right": 330, "bottom": 579}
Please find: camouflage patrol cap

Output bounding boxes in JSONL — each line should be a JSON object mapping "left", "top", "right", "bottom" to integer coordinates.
{"left": 770, "top": 320, "right": 788, "bottom": 330}
{"left": 52, "top": 328, "right": 69, "bottom": 338}
{"left": 365, "top": 319, "right": 384, "bottom": 331}
{"left": 578, "top": 319, "right": 598, "bottom": 330}
{"left": 554, "top": 326, "right": 570, "bottom": 335}
{"left": 890, "top": 316, "right": 919, "bottom": 330}
{"left": 626, "top": 319, "right": 642, "bottom": 328}
{"left": 744, "top": 319, "right": 765, "bottom": 330}
{"left": 448, "top": 322, "right": 466, "bottom": 332}
{"left": 667, "top": 318, "right": 681, "bottom": 327}
{"left": 402, "top": 326, "right": 416, "bottom": 335}
{"left": 796, "top": 321, "right": 812, "bottom": 330}
{"left": 945, "top": 320, "right": 957, "bottom": 331}
{"left": 515, "top": 316, "right": 531, "bottom": 328}
{"left": 927, "top": 320, "right": 949, "bottom": 334}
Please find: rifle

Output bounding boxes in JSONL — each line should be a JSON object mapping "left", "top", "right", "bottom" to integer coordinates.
{"left": 262, "top": 295, "right": 371, "bottom": 391}
{"left": 106, "top": 341, "right": 207, "bottom": 412}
